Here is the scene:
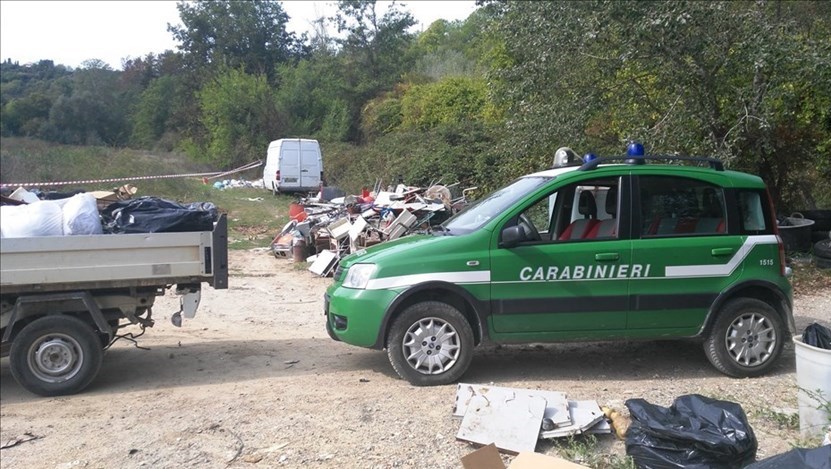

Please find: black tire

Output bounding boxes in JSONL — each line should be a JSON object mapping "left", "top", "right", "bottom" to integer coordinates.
{"left": 272, "top": 182, "right": 278, "bottom": 197}
{"left": 814, "top": 239, "right": 831, "bottom": 259}
{"left": 814, "top": 254, "right": 831, "bottom": 269}
{"left": 704, "top": 298, "right": 784, "bottom": 378}
{"left": 9, "top": 315, "right": 104, "bottom": 397}
{"left": 811, "top": 230, "right": 829, "bottom": 244}
{"left": 386, "top": 301, "right": 474, "bottom": 386}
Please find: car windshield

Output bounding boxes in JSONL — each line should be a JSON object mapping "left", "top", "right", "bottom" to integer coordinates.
{"left": 443, "top": 176, "right": 551, "bottom": 234}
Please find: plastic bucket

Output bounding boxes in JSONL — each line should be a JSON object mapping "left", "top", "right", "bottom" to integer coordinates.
{"left": 793, "top": 335, "right": 831, "bottom": 435}
{"left": 779, "top": 214, "right": 815, "bottom": 253}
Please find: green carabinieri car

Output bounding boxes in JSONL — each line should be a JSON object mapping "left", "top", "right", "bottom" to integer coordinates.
{"left": 324, "top": 151, "right": 794, "bottom": 386}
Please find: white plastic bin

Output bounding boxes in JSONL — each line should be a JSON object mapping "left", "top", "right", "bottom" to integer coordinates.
{"left": 793, "top": 335, "right": 831, "bottom": 435}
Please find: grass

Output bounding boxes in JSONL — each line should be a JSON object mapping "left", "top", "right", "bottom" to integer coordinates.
{"left": 1, "top": 137, "right": 294, "bottom": 249}
{"left": 751, "top": 407, "right": 800, "bottom": 430}
{"left": 551, "top": 435, "right": 635, "bottom": 469}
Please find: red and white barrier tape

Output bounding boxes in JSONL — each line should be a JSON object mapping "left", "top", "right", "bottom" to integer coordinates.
{"left": 0, "top": 160, "right": 263, "bottom": 188}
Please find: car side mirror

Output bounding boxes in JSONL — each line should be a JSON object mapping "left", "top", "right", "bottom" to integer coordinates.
{"left": 501, "top": 225, "right": 526, "bottom": 248}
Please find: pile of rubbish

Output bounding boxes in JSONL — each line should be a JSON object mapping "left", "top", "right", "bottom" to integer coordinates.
{"left": 211, "top": 178, "right": 262, "bottom": 190}
{"left": 270, "top": 182, "right": 475, "bottom": 276}
{"left": 456, "top": 385, "right": 831, "bottom": 469}
{"left": 1, "top": 185, "right": 218, "bottom": 237}
{"left": 453, "top": 384, "right": 612, "bottom": 454}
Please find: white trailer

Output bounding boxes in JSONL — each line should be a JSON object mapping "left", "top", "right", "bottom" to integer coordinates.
{"left": 0, "top": 215, "right": 228, "bottom": 396}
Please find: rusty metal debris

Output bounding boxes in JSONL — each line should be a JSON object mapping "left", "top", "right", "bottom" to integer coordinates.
{"left": 269, "top": 182, "right": 475, "bottom": 276}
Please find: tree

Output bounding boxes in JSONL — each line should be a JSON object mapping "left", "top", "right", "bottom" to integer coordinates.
{"left": 331, "top": 0, "right": 417, "bottom": 140}
{"left": 274, "top": 53, "right": 351, "bottom": 141}
{"left": 46, "top": 61, "right": 131, "bottom": 145}
{"left": 400, "top": 76, "right": 492, "bottom": 131}
{"left": 196, "top": 68, "right": 285, "bottom": 168}
{"left": 168, "top": 0, "right": 304, "bottom": 83}
{"left": 487, "top": 1, "right": 831, "bottom": 208}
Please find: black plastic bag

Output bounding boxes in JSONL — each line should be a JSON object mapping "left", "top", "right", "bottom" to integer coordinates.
{"left": 102, "top": 197, "right": 218, "bottom": 234}
{"left": 625, "top": 394, "right": 757, "bottom": 469}
{"left": 803, "top": 323, "right": 831, "bottom": 350}
{"left": 746, "top": 445, "right": 831, "bottom": 469}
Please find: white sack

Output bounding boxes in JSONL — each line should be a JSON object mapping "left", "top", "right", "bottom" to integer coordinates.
{"left": 0, "top": 201, "right": 64, "bottom": 237}
{"left": 61, "top": 193, "right": 103, "bottom": 235}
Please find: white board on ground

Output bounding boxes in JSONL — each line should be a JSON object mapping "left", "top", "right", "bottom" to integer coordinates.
{"left": 308, "top": 250, "right": 337, "bottom": 276}
{"left": 539, "top": 400, "right": 605, "bottom": 439}
{"left": 454, "top": 383, "right": 571, "bottom": 429}
{"left": 456, "top": 390, "right": 546, "bottom": 454}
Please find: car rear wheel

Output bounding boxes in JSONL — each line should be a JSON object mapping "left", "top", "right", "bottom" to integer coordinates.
{"left": 387, "top": 301, "right": 474, "bottom": 386}
{"left": 704, "top": 298, "right": 784, "bottom": 378}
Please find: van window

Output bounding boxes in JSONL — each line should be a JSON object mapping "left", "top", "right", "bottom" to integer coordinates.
{"left": 639, "top": 176, "right": 726, "bottom": 237}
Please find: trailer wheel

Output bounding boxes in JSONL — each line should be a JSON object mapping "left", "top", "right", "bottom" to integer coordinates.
{"left": 9, "top": 315, "right": 104, "bottom": 397}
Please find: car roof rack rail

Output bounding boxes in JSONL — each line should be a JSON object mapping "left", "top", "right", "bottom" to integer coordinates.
{"left": 579, "top": 155, "right": 725, "bottom": 172}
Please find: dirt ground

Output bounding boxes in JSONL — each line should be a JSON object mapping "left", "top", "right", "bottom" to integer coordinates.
{"left": 1, "top": 249, "right": 829, "bottom": 469}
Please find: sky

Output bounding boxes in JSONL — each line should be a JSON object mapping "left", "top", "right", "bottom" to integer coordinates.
{"left": 0, "top": 1, "right": 478, "bottom": 70}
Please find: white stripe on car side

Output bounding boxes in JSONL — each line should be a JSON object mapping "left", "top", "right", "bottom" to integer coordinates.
{"left": 664, "top": 234, "right": 779, "bottom": 278}
{"left": 363, "top": 235, "right": 778, "bottom": 289}
{"left": 365, "top": 271, "right": 491, "bottom": 290}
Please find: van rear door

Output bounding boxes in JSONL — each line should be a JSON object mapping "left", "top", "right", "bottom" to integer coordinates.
{"left": 300, "top": 140, "right": 321, "bottom": 190}
{"left": 280, "top": 140, "right": 301, "bottom": 189}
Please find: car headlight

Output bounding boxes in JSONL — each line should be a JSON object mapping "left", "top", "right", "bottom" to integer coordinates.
{"left": 343, "top": 263, "right": 377, "bottom": 289}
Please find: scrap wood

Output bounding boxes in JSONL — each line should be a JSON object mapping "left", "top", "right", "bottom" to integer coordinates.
{"left": 1, "top": 432, "right": 43, "bottom": 449}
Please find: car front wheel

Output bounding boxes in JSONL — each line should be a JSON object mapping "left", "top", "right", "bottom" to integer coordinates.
{"left": 387, "top": 301, "right": 474, "bottom": 386}
{"left": 704, "top": 298, "right": 784, "bottom": 378}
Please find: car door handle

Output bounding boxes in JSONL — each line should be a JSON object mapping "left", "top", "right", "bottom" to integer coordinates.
{"left": 711, "top": 247, "right": 735, "bottom": 257}
{"left": 595, "top": 253, "right": 620, "bottom": 262}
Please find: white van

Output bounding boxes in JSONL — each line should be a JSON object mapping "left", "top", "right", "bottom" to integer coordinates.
{"left": 262, "top": 138, "right": 324, "bottom": 194}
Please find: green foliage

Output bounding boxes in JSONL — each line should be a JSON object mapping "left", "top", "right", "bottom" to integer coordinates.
{"left": 324, "top": 120, "right": 497, "bottom": 194}
{"left": 169, "top": 0, "right": 303, "bottom": 83}
{"left": 131, "top": 76, "right": 184, "bottom": 149}
{"left": 489, "top": 0, "right": 831, "bottom": 210}
{"left": 196, "top": 68, "right": 283, "bottom": 168}
{"left": 360, "top": 92, "right": 403, "bottom": 140}
{"left": 552, "top": 435, "right": 635, "bottom": 469}
{"left": 331, "top": 0, "right": 417, "bottom": 140}
{"left": 274, "top": 55, "right": 351, "bottom": 140}
{"left": 46, "top": 62, "right": 132, "bottom": 145}
{"left": 409, "top": 12, "right": 496, "bottom": 80}
{"left": 400, "top": 76, "right": 492, "bottom": 131}
{"left": 2, "top": 1, "right": 828, "bottom": 210}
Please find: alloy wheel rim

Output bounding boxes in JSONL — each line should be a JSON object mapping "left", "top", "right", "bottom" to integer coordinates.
{"left": 725, "top": 313, "right": 776, "bottom": 367}
{"left": 402, "top": 317, "right": 461, "bottom": 375}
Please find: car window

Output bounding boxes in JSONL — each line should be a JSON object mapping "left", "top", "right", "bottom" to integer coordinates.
{"left": 639, "top": 176, "right": 726, "bottom": 237}
{"left": 444, "top": 176, "right": 550, "bottom": 234}
{"left": 514, "top": 177, "right": 620, "bottom": 242}
{"left": 737, "top": 190, "right": 773, "bottom": 234}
